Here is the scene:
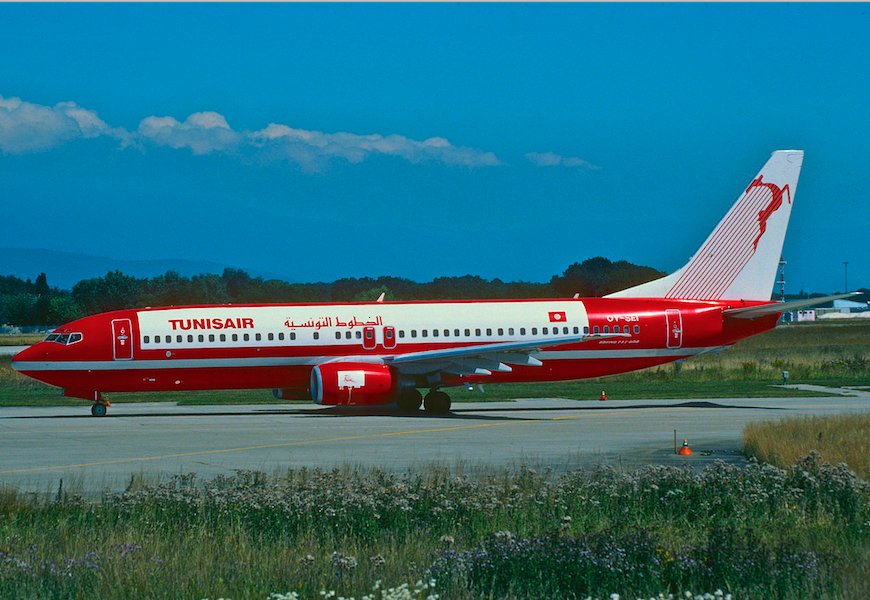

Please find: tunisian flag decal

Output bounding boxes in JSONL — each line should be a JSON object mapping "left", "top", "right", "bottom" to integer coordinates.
{"left": 548, "top": 311, "right": 567, "bottom": 323}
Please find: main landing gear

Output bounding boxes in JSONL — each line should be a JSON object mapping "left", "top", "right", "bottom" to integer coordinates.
{"left": 395, "top": 389, "right": 451, "bottom": 415}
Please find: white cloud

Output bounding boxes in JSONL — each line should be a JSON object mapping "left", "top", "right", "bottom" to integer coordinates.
{"left": 249, "top": 124, "right": 500, "bottom": 170}
{"left": 138, "top": 112, "right": 241, "bottom": 155}
{"left": 525, "top": 151, "right": 600, "bottom": 170}
{"left": 0, "top": 93, "right": 501, "bottom": 169}
{"left": 0, "top": 95, "right": 130, "bottom": 154}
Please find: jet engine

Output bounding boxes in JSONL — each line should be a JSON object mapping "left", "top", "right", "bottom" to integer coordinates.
{"left": 310, "top": 362, "right": 413, "bottom": 406}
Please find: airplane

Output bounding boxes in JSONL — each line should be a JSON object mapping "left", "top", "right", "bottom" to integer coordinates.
{"left": 12, "top": 150, "right": 850, "bottom": 417}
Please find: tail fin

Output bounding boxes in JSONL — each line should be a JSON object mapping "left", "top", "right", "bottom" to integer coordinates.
{"left": 607, "top": 150, "right": 804, "bottom": 301}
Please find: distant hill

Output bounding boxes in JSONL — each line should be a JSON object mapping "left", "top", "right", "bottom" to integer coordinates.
{"left": 0, "top": 247, "right": 293, "bottom": 290}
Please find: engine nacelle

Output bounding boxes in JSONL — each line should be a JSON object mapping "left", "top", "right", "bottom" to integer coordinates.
{"left": 310, "top": 362, "right": 405, "bottom": 406}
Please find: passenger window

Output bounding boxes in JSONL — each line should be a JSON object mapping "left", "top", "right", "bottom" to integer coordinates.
{"left": 593, "top": 326, "right": 600, "bottom": 334}
{"left": 634, "top": 325, "right": 640, "bottom": 334}
{"left": 289, "top": 333, "right": 295, "bottom": 341}
{"left": 385, "top": 329, "right": 394, "bottom": 340}
{"left": 355, "top": 331, "right": 361, "bottom": 339}
{"left": 255, "top": 333, "right": 261, "bottom": 341}
{"left": 604, "top": 326, "right": 610, "bottom": 333}
{"left": 220, "top": 334, "right": 226, "bottom": 342}
{"left": 454, "top": 329, "right": 460, "bottom": 337}
{"left": 244, "top": 334, "right": 249, "bottom": 341}
{"left": 543, "top": 327, "right": 548, "bottom": 335}
{"left": 433, "top": 329, "right": 439, "bottom": 337}
{"left": 486, "top": 328, "right": 492, "bottom": 336}
{"left": 573, "top": 327, "right": 579, "bottom": 334}
{"left": 497, "top": 328, "right": 503, "bottom": 336}
{"left": 475, "top": 329, "right": 481, "bottom": 336}
{"left": 177, "top": 335, "right": 183, "bottom": 343}
{"left": 188, "top": 335, "right": 193, "bottom": 342}
{"left": 508, "top": 328, "right": 514, "bottom": 336}
{"left": 198, "top": 334, "right": 204, "bottom": 342}
{"left": 268, "top": 333, "right": 274, "bottom": 341}
{"left": 583, "top": 326, "right": 589, "bottom": 334}
{"left": 345, "top": 331, "right": 352, "bottom": 339}
{"left": 366, "top": 330, "right": 373, "bottom": 340}
{"left": 563, "top": 327, "right": 569, "bottom": 334}
{"left": 313, "top": 332, "right": 319, "bottom": 340}
{"left": 411, "top": 330, "right": 417, "bottom": 338}
{"left": 144, "top": 336, "right": 150, "bottom": 343}
{"left": 465, "top": 329, "right": 471, "bottom": 336}
{"left": 399, "top": 330, "right": 405, "bottom": 338}
{"left": 232, "top": 334, "right": 238, "bottom": 342}
{"left": 279, "top": 332, "right": 285, "bottom": 340}
{"left": 209, "top": 334, "right": 215, "bottom": 342}
{"left": 335, "top": 332, "right": 342, "bottom": 340}
{"left": 422, "top": 330, "right": 428, "bottom": 337}
{"left": 532, "top": 328, "right": 537, "bottom": 335}
{"left": 520, "top": 328, "right": 526, "bottom": 335}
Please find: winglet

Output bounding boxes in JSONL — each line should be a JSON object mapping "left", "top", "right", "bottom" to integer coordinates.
{"left": 608, "top": 150, "right": 804, "bottom": 301}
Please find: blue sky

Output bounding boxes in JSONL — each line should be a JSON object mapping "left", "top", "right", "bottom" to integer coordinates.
{"left": 1, "top": 3, "right": 867, "bottom": 293}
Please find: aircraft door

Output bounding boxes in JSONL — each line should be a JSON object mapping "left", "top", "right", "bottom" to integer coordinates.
{"left": 362, "top": 326, "right": 377, "bottom": 350}
{"left": 112, "top": 318, "right": 134, "bottom": 360}
{"left": 383, "top": 326, "right": 397, "bottom": 350}
{"left": 666, "top": 309, "right": 683, "bottom": 349}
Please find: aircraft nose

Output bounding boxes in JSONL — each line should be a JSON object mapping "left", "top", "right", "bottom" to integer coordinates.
{"left": 11, "top": 344, "right": 45, "bottom": 371}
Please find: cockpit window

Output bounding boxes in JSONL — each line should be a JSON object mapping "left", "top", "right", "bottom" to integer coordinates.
{"left": 44, "top": 332, "right": 83, "bottom": 345}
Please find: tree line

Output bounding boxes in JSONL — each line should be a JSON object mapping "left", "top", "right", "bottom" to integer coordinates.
{"left": 0, "top": 257, "right": 667, "bottom": 326}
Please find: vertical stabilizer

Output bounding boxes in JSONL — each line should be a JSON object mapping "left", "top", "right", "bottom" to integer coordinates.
{"left": 607, "top": 150, "right": 803, "bottom": 301}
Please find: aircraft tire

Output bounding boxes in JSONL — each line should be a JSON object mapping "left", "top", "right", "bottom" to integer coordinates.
{"left": 91, "top": 403, "right": 107, "bottom": 417}
{"left": 396, "top": 389, "right": 423, "bottom": 412}
{"left": 424, "top": 390, "right": 451, "bottom": 415}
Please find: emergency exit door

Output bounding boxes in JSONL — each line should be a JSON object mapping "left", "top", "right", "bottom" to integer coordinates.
{"left": 112, "top": 318, "right": 133, "bottom": 360}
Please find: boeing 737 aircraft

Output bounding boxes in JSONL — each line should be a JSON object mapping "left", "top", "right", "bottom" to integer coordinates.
{"left": 13, "top": 150, "right": 847, "bottom": 416}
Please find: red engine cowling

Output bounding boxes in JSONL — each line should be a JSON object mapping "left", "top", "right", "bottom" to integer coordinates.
{"left": 310, "top": 362, "right": 398, "bottom": 406}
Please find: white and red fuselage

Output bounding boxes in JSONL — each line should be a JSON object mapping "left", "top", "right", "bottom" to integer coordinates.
{"left": 12, "top": 297, "right": 778, "bottom": 402}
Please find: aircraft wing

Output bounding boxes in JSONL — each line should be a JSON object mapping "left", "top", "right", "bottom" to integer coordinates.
{"left": 382, "top": 333, "right": 629, "bottom": 376}
{"left": 723, "top": 293, "right": 859, "bottom": 320}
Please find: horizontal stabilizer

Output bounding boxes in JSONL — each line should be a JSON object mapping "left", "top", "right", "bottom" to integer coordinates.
{"left": 723, "top": 293, "right": 858, "bottom": 320}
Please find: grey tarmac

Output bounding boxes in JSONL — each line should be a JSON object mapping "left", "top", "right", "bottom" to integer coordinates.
{"left": 2, "top": 393, "right": 869, "bottom": 496}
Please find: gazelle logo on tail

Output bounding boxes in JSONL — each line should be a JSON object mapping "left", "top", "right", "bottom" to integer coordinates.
{"left": 607, "top": 150, "right": 804, "bottom": 302}
{"left": 748, "top": 175, "right": 791, "bottom": 251}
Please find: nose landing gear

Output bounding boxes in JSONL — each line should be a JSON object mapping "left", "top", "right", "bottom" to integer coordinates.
{"left": 90, "top": 396, "right": 110, "bottom": 417}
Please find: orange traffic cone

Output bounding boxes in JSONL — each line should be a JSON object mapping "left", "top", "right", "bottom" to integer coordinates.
{"left": 600, "top": 390, "right": 607, "bottom": 401}
{"left": 678, "top": 439, "right": 693, "bottom": 456}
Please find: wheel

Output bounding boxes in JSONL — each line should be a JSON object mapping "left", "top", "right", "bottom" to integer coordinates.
{"left": 396, "top": 389, "right": 423, "bottom": 412}
{"left": 423, "top": 390, "right": 451, "bottom": 415}
{"left": 91, "top": 403, "right": 107, "bottom": 417}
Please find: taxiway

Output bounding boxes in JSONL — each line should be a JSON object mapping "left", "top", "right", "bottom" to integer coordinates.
{"left": 2, "top": 394, "right": 869, "bottom": 495}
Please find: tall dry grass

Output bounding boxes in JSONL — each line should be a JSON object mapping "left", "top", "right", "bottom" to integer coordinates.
{"left": 744, "top": 412, "right": 870, "bottom": 479}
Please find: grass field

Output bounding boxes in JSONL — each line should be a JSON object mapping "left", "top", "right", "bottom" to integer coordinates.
{"left": 2, "top": 455, "right": 868, "bottom": 600}
{"left": 744, "top": 412, "right": 870, "bottom": 479}
{"left": 1, "top": 320, "right": 868, "bottom": 407}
